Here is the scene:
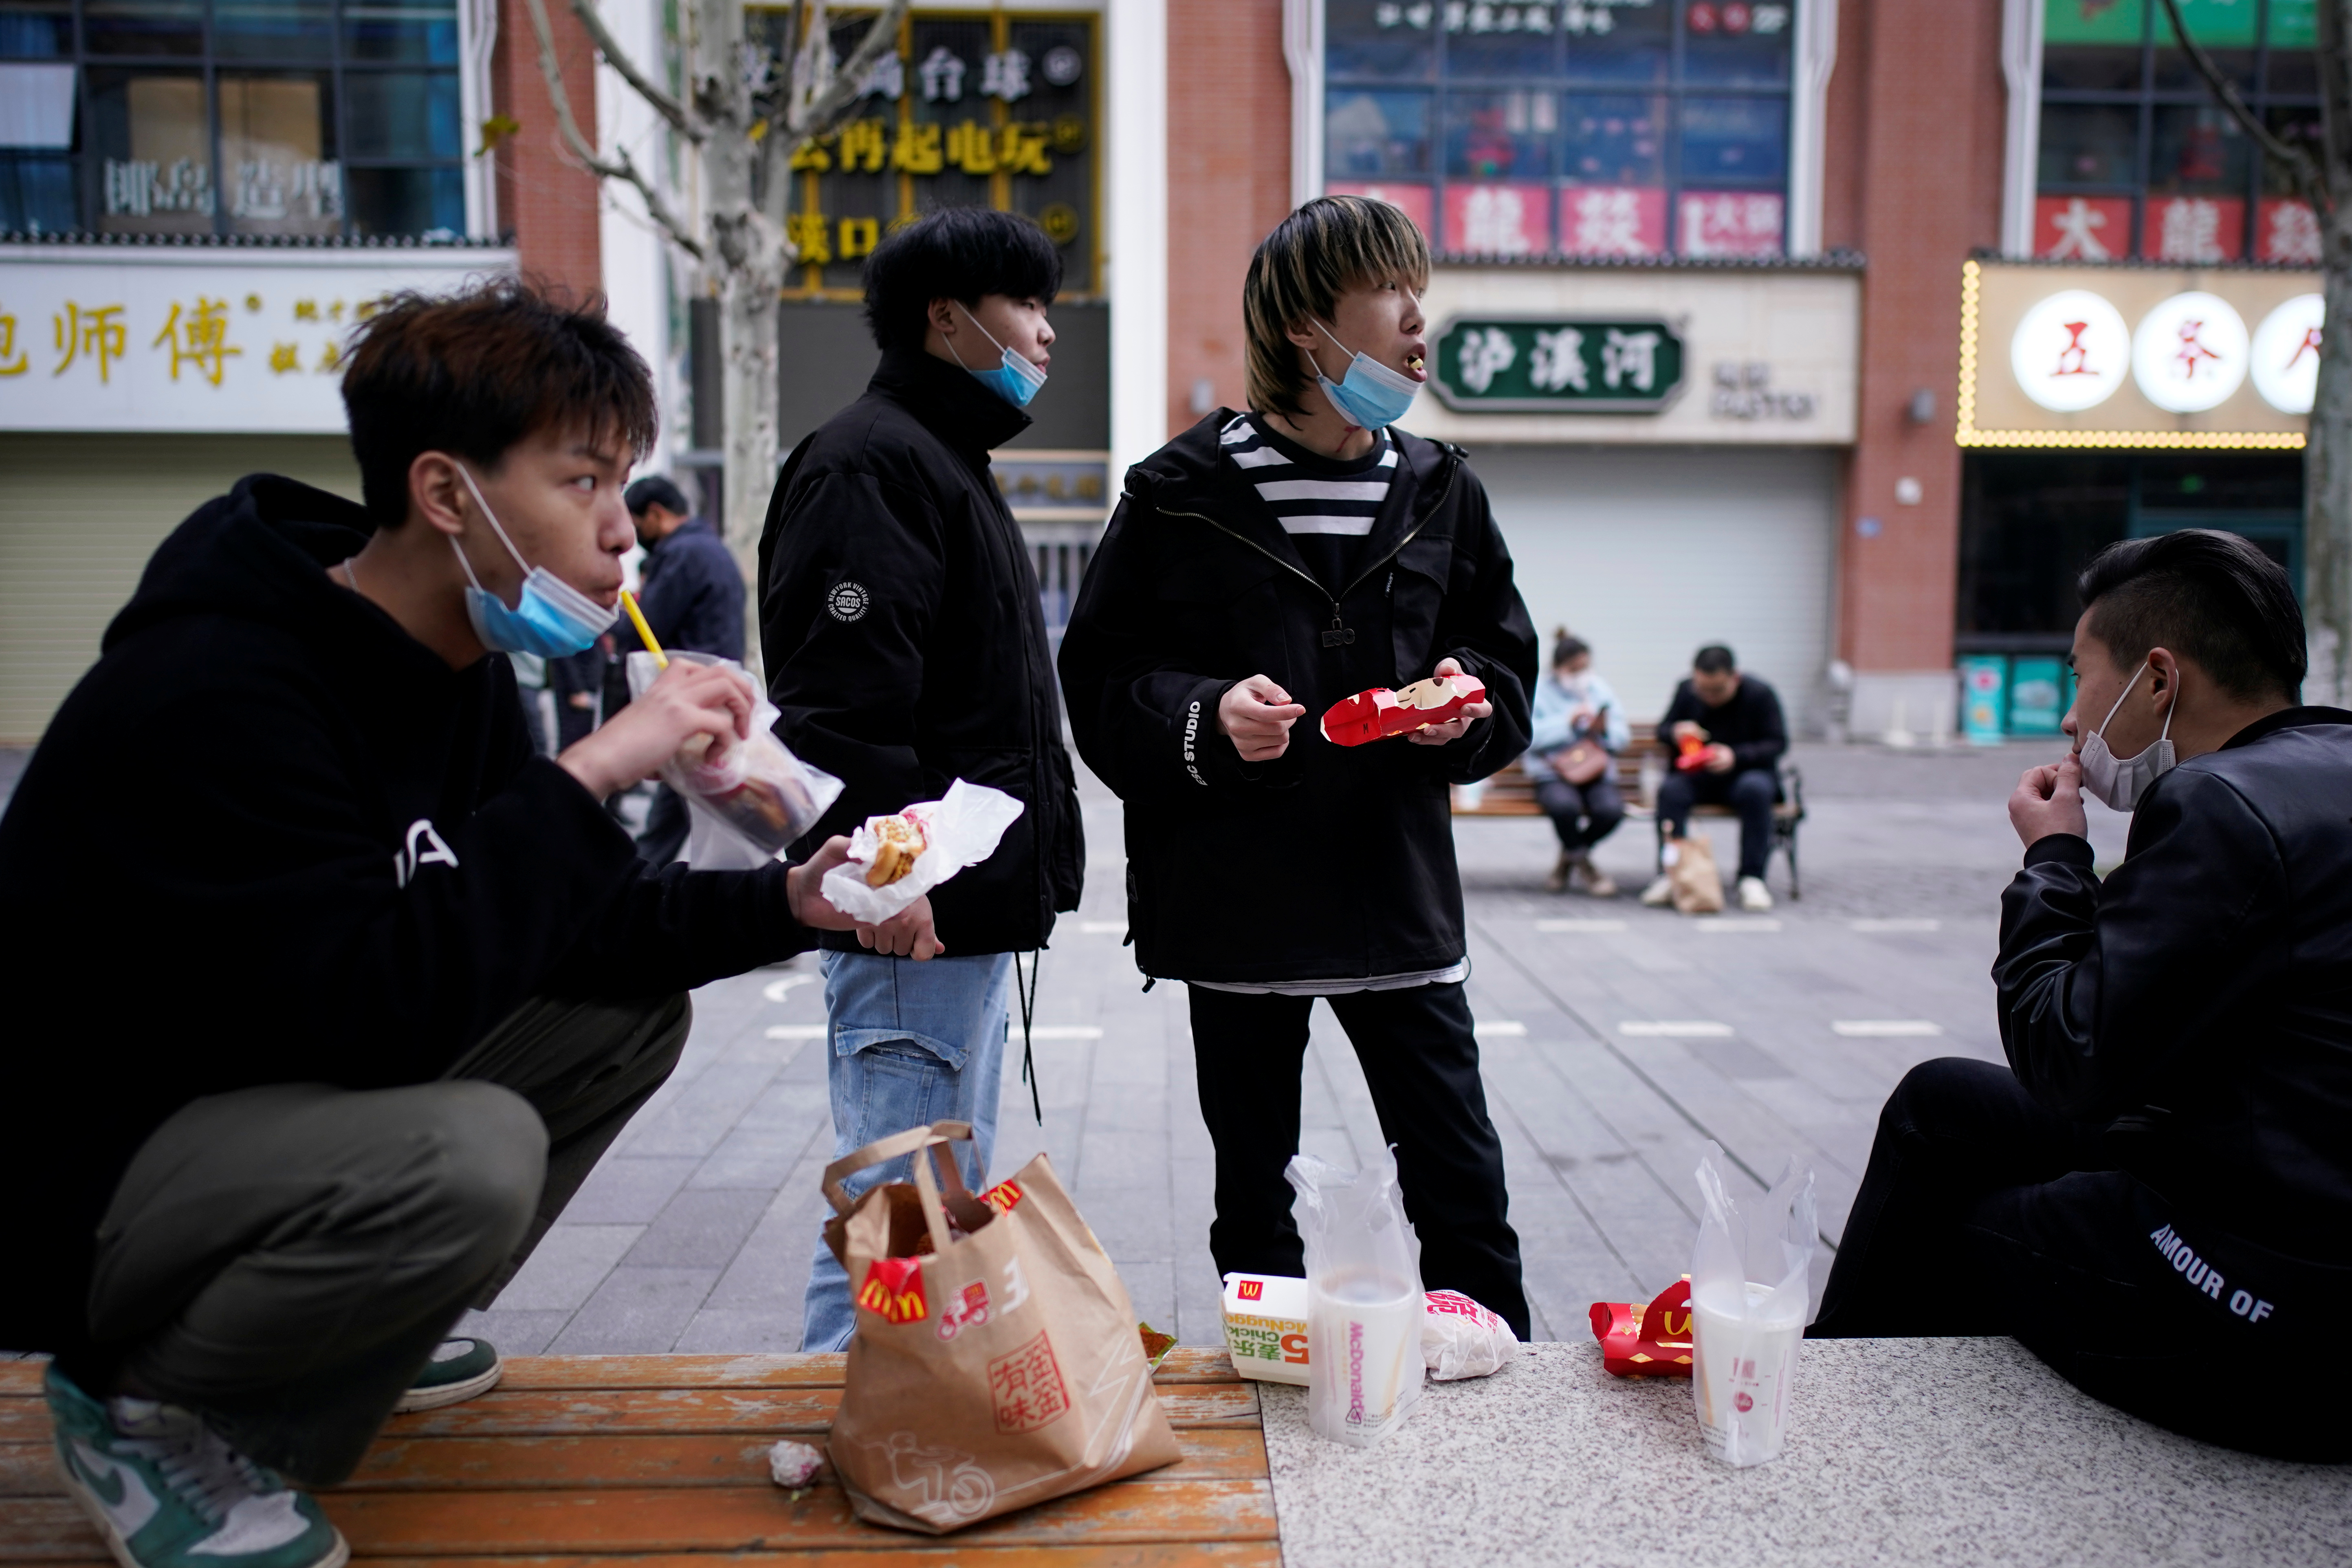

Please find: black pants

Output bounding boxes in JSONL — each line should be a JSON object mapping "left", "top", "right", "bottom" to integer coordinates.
{"left": 1187, "top": 981, "right": 1530, "bottom": 1339}
{"left": 73, "top": 994, "right": 690, "bottom": 1484}
{"left": 1657, "top": 767, "right": 1776, "bottom": 880}
{"left": 637, "top": 783, "right": 690, "bottom": 866}
{"left": 1534, "top": 774, "right": 1624, "bottom": 852}
{"left": 1813, "top": 1057, "right": 2351, "bottom": 1461}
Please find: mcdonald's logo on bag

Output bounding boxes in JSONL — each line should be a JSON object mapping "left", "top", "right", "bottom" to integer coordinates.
{"left": 858, "top": 1256, "right": 929, "bottom": 1324}
{"left": 980, "top": 1178, "right": 1025, "bottom": 1217}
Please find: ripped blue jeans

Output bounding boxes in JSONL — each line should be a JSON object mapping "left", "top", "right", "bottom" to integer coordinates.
{"left": 799, "top": 948, "right": 1011, "bottom": 1351}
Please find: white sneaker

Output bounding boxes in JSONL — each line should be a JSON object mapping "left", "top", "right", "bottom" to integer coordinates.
{"left": 1639, "top": 875, "right": 1674, "bottom": 908}
{"left": 1738, "top": 876, "right": 1774, "bottom": 912}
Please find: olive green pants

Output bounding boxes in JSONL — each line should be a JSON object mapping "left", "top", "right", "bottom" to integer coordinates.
{"left": 83, "top": 993, "right": 689, "bottom": 1484}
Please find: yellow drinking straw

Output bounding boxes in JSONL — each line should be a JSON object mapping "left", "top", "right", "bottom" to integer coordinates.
{"left": 620, "top": 589, "right": 667, "bottom": 670}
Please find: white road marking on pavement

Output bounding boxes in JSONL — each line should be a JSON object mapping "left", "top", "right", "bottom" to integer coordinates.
{"left": 1025, "top": 1025, "right": 1104, "bottom": 1039}
{"left": 1850, "top": 918, "right": 1941, "bottom": 932}
{"left": 1537, "top": 919, "right": 1628, "bottom": 932}
{"left": 762, "top": 975, "right": 814, "bottom": 1003}
{"left": 764, "top": 1025, "right": 827, "bottom": 1040}
{"left": 1696, "top": 918, "right": 1782, "bottom": 932}
{"left": 1079, "top": 921, "right": 1126, "bottom": 934}
{"left": 1619, "top": 1020, "right": 1734, "bottom": 1037}
{"left": 1832, "top": 1020, "right": 1945, "bottom": 1037}
{"left": 1473, "top": 1020, "right": 1527, "bottom": 1037}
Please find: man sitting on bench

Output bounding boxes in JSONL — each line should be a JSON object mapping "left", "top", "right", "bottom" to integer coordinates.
{"left": 0, "top": 279, "right": 932, "bottom": 1568}
{"left": 1641, "top": 644, "right": 1787, "bottom": 912}
{"left": 1811, "top": 530, "right": 2351, "bottom": 1462}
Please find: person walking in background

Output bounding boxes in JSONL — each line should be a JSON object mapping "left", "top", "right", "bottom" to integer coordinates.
{"left": 758, "top": 207, "right": 1084, "bottom": 1351}
{"left": 622, "top": 474, "right": 745, "bottom": 865}
{"left": 1643, "top": 644, "right": 1787, "bottom": 913}
{"left": 1525, "top": 629, "right": 1627, "bottom": 896}
{"left": 550, "top": 640, "right": 609, "bottom": 752}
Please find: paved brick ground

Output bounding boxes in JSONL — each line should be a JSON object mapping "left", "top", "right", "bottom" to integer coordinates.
{"left": 456, "top": 737, "right": 2116, "bottom": 1356}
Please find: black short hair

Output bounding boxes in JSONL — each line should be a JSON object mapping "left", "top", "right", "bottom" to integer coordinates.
{"left": 2077, "top": 529, "right": 2305, "bottom": 702}
{"left": 625, "top": 475, "right": 692, "bottom": 518}
{"left": 1693, "top": 645, "right": 1737, "bottom": 675}
{"left": 342, "top": 277, "right": 656, "bottom": 528}
{"left": 1551, "top": 629, "right": 1591, "bottom": 668}
{"left": 861, "top": 207, "right": 1063, "bottom": 353}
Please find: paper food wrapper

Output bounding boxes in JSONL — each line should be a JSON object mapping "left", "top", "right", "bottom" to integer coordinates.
{"left": 1591, "top": 1277, "right": 1695, "bottom": 1377}
{"left": 821, "top": 779, "right": 1025, "bottom": 924}
{"left": 624, "top": 651, "right": 843, "bottom": 869}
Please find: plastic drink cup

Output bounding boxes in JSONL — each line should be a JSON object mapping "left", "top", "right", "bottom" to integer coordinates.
{"left": 1690, "top": 1282, "right": 1805, "bottom": 1467}
{"left": 1306, "top": 1272, "right": 1421, "bottom": 1446}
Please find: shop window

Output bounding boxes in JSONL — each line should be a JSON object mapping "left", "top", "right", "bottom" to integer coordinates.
{"left": 1324, "top": 0, "right": 1794, "bottom": 257}
{"left": 0, "top": 0, "right": 465, "bottom": 238}
{"left": 2035, "top": 0, "right": 2320, "bottom": 262}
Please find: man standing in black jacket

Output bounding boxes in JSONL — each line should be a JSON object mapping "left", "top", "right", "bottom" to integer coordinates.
{"left": 0, "top": 281, "right": 922, "bottom": 1568}
{"left": 1058, "top": 196, "right": 1536, "bottom": 1337}
{"left": 622, "top": 473, "right": 746, "bottom": 865}
{"left": 759, "top": 208, "right": 1084, "bottom": 1350}
{"left": 1643, "top": 644, "right": 1788, "bottom": 912}
{"left": 1811, "top": 530, "right": 2352, "bottom": 1461}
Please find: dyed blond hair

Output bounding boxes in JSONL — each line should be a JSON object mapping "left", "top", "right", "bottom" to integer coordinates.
{"left": 1242, "top": 195, "right": 1432, "bottom": 418}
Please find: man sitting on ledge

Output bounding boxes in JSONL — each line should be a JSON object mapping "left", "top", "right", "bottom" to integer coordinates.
{"left": 0, "top": 279, "right": 933, "bottom": 1568}
{"left": 1811, "top": 529, "right": 2351, "bottom": 1462}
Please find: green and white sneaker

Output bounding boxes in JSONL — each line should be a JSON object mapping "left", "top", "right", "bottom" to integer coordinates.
{"left": 45, "top": 1366, "right": 347, "bottom": 1568}
{"left": 392, "top": 1337, "right": 501, "bottom": 1414}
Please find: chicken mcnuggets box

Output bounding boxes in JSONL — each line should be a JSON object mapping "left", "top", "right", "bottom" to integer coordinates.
{"left": 1590, "top": 1276, "right": 1695, "bottom": 1378}
{"left": 1221, "top": 1272, "right": 1311, "bottom": 1385}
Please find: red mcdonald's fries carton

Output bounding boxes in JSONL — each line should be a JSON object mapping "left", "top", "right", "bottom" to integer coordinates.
{"left": 1590, "top": 1276, "right": 1696, "bottom": 1377}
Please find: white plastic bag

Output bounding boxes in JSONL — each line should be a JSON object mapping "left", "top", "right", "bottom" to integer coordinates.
{"left": 817, "top": 779, "right": 1025, "bottom": 924}
{"left": 625, "top": 652, "right": 843, "bottom": 869}
{"left": 1689, "top": 1142, "right": 1816, "bottom": 1468}
{"left": 1286, "top": 1148, "right": 1425, "bottom": 1448}
{"left": 1421, "top": 1289, "right": 1518, "bottom": 1380}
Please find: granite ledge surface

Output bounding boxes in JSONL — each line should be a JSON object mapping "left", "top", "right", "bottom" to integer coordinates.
{"left": 1260, "top": 1337, "right": 2350, "bottom": 1568}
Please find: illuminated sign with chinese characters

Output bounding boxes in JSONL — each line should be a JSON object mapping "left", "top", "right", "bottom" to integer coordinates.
{"left": 0, "top": 249, "right": 515, "bottom": 433}
{"left": 759, "top": 8, "right": 1097, "bottom": 299}
{"left": 1431, "top": 315, "right": 1685, "bottom": 411}
{"left": 1960, "top": 260, "right": 2318, "bottom": 448}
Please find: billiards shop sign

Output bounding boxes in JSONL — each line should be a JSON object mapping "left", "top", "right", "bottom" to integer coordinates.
{"left": 1431, "top": 316, "right": 1686, "bottom": 413}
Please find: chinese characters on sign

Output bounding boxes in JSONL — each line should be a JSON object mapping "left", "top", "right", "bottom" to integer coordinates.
{"left": 772, "top": 9, "right": 1097, "bottom": 297}
{"left": 1370, "top": 1, "right": 1788, "bottom": 35}
{"left": 2034, "top": 194, "right": 2324, "bottom": 265}
{"left": 1432, "top": 317, "right": 1685, "bottom": 411}
{"left": 2004, "top": 284, "right": 2318, "bottom": 417}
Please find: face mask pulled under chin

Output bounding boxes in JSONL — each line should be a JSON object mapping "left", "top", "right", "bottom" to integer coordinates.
{"left": 950, "top": 303, "right": 1049, "bottom": 409}
{"left": 450, "top": 466, "right": 618, "bottom": 659}
{"left": 1311, "top": 318, "right": 1419, "bottom": 430}
{"left": 2077, "top": 659, "right": 2177, "bottom": 811}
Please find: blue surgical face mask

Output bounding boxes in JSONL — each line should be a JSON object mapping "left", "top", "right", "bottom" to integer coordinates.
{"left": 1311, "top": 318, "right": 1421, "bottom": 431}
{"left": 450, "top": 465, "right": 618, "bottom": 659}
{"left": 950, "top": 302, "right": 1048, "bottom": 409}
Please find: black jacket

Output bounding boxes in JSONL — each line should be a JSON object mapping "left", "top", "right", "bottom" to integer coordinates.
{"left": 1057, "top": 412, "right": 1536, "bottom": 984}
{"left": 1996, "top": 708, "right": 2352, "bottom": 1262}
{"left": 757, "top": 347, "right": 1082, "bottom": 956}
{"left": 1659, "top": 675, "right": 1788, "bottom": 772}
{"left": 0, "top": 476, "right": 814, "bottom": 1356}
{"left": 632, "top": 516, "right": 745, "bottom": 660}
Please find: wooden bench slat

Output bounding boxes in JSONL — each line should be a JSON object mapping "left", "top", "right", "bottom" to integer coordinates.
{"left": 359, "top": 1382, "right": 1256, "bottom": 1439}
{"left": 321, "top": 1479, "right": 1280, "bottom": 1554}
{"left": 0, "top": 1367, "right": 40, "bottom": 1397}
{"left": 490, "top": 1346, "right": 1238, "bottom": 1392}
{"left": 356, "top": 1548, "right": 1285, "bottom": 1567}
{"left": 0, "top": 1496, "right": 100, "bottom": 1563}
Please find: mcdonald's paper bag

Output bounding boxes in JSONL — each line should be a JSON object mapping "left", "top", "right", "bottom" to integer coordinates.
{"left": 822, "top": 1121, "right": 1181, "bottom": 1534}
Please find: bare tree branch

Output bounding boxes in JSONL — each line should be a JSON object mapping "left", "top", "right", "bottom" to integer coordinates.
{"left": 785, "top": 0, "right": 910, "bottom": 139}
{"left": 521, "top": 0, "right": 707, "bottom": 259}
{"left": 567, "top": 0, "right": 706, "bottom": 145}
{"left": 2154, "top": 0, "right": 2329, "bottom": 212}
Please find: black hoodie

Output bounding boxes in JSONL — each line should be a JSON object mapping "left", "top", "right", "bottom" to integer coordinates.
{"left": 0, "top": 476, "right": 813, "bottom": 1356}
{"left": 1056, "top": 413, "right": 1537, "bottom": 984}
{"left": 757, "top": 346, "right": 1084, "bottom": 956}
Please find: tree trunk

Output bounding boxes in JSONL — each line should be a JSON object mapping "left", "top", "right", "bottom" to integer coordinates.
{"left": 2309, "top": 198, "right": 2352, "bottom": 706}
{"left": 720, "top": 251, "right": 784, "bottom": 670}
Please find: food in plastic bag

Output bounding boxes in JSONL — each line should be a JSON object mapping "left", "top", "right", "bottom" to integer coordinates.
{"left": 820, "top": 780, "right": 1025, "bottom": 924}
{"left": 1421, "top": 1289, "right": 1518, "bottom": 1380}
{"left": 624, "top": 652, "right": 843, "bottom": 868}
{"left": 1286, "top": 1148, "right": 1425, "bottom": 1448}
{"left": 1589, "top": 1277, "right": 1694, "bottom": 1378}
{"left": 1689, "top": 1142, "right": 1815, "bottom": 1467}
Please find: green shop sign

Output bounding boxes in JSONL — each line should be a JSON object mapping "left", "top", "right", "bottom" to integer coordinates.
{"left": 1431, "top": 317, "right": 1685, "bottom": 413}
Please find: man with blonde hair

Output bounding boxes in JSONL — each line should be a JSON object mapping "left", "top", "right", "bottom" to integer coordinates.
{"left": 1059, "top": 196, "right": 1537, "bottom": 1335}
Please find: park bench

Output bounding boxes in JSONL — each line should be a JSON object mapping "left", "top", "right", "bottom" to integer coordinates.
{"left": 0, "top": 1349, "right": 1278, "bottom": 1566}
{"left": 1452, "top": 721, "right": 1808, "bottom": 897}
